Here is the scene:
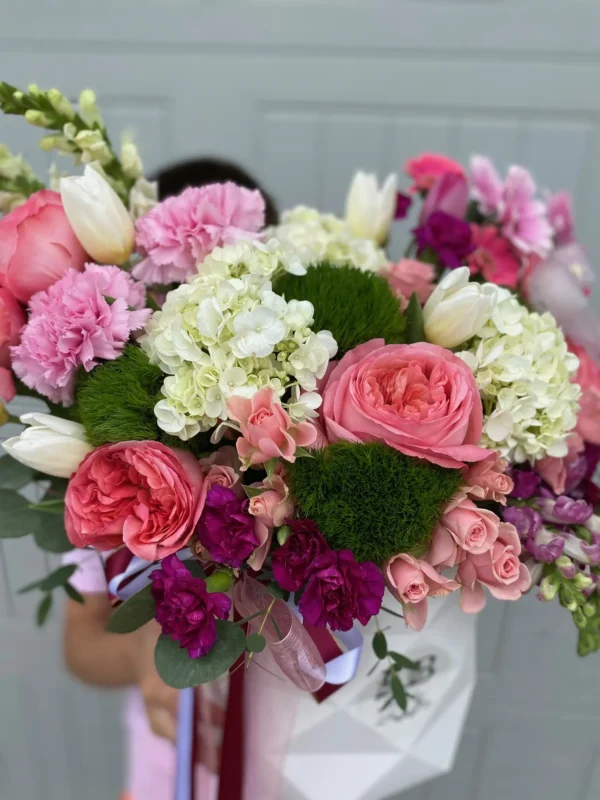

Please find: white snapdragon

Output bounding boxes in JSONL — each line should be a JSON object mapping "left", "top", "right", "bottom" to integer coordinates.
{"left": 457, "top": 287, "right": 581, "bottom": 462}
{"left": 268, "top": 206, "right": 388, "bottom": 273}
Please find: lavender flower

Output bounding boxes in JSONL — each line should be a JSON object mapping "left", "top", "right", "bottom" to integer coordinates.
{"left": 196, "top": 485, "right": 259, "bottom": 568}
{"left": 413, "top": 210, "right": 474, "bottom": 268}
{"left": 581, "top": 534, "right": 600, "bottom": 566}
{"left": 525, "top": 528, "right": 565, "bottom": 563}
{"left": 503, "top": 505, "right": 542, "bottom": 539}
{"left": 538, "top": 496, "right": 593, "bottom": 525}
{"left": 509, "top": 468, "right": 542, "bottom": 500}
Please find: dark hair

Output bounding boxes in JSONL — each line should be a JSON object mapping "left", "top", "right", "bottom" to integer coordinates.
{"left": 155, "top": 157, "right": 279, "bottom": 225}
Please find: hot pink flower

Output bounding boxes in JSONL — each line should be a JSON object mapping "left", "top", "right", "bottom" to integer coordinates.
{"left": 435, "top": 493, "right": 501, "bottom": 555}
{"left": 11, "top": 264, "right": 150, "bottom": 405}
{"left": 386, "top": 553, "right": 458, "bottom": 631}
{"left": 65, "top": 441, "right": 205, "bottom": 561}
{"left": 0, "top": 287, "right": 25, "bottom": 369}
{"left": 405, "top": 153, "right": 465, "bottom": 193}
{"left": 420, "top": 173, "right": 469, "bottom": 223}
{"left": 0, "top": 190, "right": 87, "bottom": 303}
{"left": 227, "top": 387, "right": 317, "bottom": 468}
{"left": 457, "top": 523, "right": 531, "bottom": 613}
{"left": 535, "top": 432, "right": 585, "bottom": 495}
{"left": 320, "top": 339, "right": 488, "bottom": 469}
{"left": 467, "top": 225, "right": 521, "bottom": 289}
{"left": 547, "top": 191, "right": 574, "bottom": 246}
{"left": 0, "top": 367, "right": 15, "bottom": 402}
{"left": 569, "top": 342, "right": 600, "bottom": 445}
{"left": 382, "top": 259, "right": 435, "bottom": 310}
{"left": 133, "top": 182, "right": 265, "bottom": 284}
{"left": 463, "top": 451, "right": 514, "bottom": 505}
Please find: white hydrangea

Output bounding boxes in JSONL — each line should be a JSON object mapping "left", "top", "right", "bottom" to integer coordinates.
{"left": 140, "top": 260, "right": 337, "bottom": 439}
{"left": 267, "top": 206, "right": 388, "bottom": 273}
{"left": 457, "top": 287, "right": 581, "bottom": 463}
{"left": 197, "top": 238, "right": 306, "bottom": 282}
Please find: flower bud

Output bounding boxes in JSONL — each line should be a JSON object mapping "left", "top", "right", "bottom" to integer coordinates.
{"left": 573, "top": 571, "right": 594, "bottom": 591}
{"left": 27, "top": 83, "right": 41, "bottom": 97}
{"left": 24, "top": 109, "right": 51, "bottom": 128}
{"left": 277, "top": 525, "right": 292, "bottom": 545}
{"left": 121, "top": 132, "right": 144, "bottom": 180}
{"left": 205, "top": 570, "right": 234, "bottom": 594}
{"left": 344, "top": 171, "right": 397, "bottom": 246}
{"left": 538, "top": 575, "right": 559, "bottom": 601}
{"left": 60, "top": 165, "right": 135, "bottom": 265}
{"left": 583, "top": 602, "right": 596, "bottom": 618}
{"left": 47, "top": 89, "right": 75, "bottom": 120}
{"left": 2, "top": 412, "right": 93, "bottom": 478}
{"left": 423, "top": 267, "right": 497, "bottom": 349}
{"left": 573, "top": 607, "right": 588, "bottom": 630}
{"left": 556, "top": 555, "right": 576, "bottom": 580}
{"left": 78, "top": 89, "right": 103, "bottom": 128}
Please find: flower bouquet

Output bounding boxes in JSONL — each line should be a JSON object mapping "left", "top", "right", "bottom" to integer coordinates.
{"left": 1, "top": 83, "right": 599, "bottom": 799}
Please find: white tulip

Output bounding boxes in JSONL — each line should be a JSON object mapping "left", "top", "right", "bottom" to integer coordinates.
{"left": 423, "top": 267, "right": 497, "bottom": 349}
{"left": 344, "top": 171, "right": 397, "bottom": 246}
{"left": 60, "top": 166, "right": 135, "bottom": 265}
{"left": 2, "top": 413, "right": 93, "bottom": 478}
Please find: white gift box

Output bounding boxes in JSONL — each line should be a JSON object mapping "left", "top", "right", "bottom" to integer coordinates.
{"left": 281, "top": 591, "right": 476, "bottom": 800}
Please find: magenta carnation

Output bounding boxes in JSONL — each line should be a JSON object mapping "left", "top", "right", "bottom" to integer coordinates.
{"left": 272, "top": 519, "right": 330, "bottom": 592}
{"left": 150, "top": 555, "right": 232, "bottom": 659}
{"left": 298, "top": 549, "right": 384, "bottom": 632}
{"left": 196, "top": 484, "right": 259, "bottom": 568}
{"left": 133, "top": 182, "right": 265, "bottom": 284}
{"left": 11, "top": 264, "right": 150, "bottom": 405}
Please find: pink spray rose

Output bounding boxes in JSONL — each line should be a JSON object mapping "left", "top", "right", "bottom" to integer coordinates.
{"left": 569, "top": 342, "right": 600, "bottom": 445}
{"left": 246, "top": 468, "right": 295, "bottom": 570}
{"left": 133, "top": 182, "right": 265, "bottom": 285}
{"left": 320, "top": 339, "right": 488, "bottom": 469}
{"left": 381, "top": 259, "right": 435, "bottom": 310}
{"left": 404, "top": 153, "right": 465, "bottom": 193}
{"left": 467, "top": 225, "right": 521, "bottom": 289}
{"left": 420, "top": 172, "right": 469, "bottom": 223}
{"left": 65, "top": 441, "right": 205, "bottom": 561}
{"left": 0, "top": 287, "right": 25, "bottom": 369}
{"left": 227, "top": 387, "right": 317, "bottom": 468}
{"left": 535, "top": 432, "right": 585, "bottom": 495}
{"left": 386, "top": 554, "right": 458, "bottom": 631}
{"left": 463, "top": 451, "right": 514, "bottom": 505}
{"left": 0, "top": 367, "right": 15, "bottom": 402}
{"left": 457, "top": 522, "right": 531, "bottom": 613}
{"left": 0, "top": 190, "right": 87, "bottom": 303}
{"left": 434, "top": 493, "right": 501, "bottom": 555}
{"left": 11, "top": 264, "right": 151, "bottom": 405}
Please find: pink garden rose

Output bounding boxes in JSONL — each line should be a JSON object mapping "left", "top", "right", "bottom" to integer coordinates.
{"left": 404, "top": 153, "right": 465, "bottom": 193}
{"left": 457, "top": 522, "right": 531, "bottom": 613}
{"left": 320, "top": 339, "right": 488, "bottom": 469}
{"left": 0, "top": 190, "right": 87, "bottom": 303}
{"left": 0, "top": 287, "right": 25, "bottom": 369}
{"left": 65, "top": 441, "right": 205, "bottom": 561}
{"left": 382, "top": 259, "right": 435, "bottom": 310}
{"left": 467, "top": 225, "right": 521, "bottom": 289}
{"left": 11, "top": 264, "right": 150, "bottom": 405}
{"left": 434, "top": 493, "right": 501, "bottom": 555}
{"left": 386, "top": 553, "right": 458, "bottom": 631}
{"left": 569, "top": 342, "right": 600, "bottom": 445}
{"left": 463, "top": 452, "right": 514, "bottom": 505}
{"left": 420, "top": 172, "right": 469, "bottom": 223}
{"left": 227, "top": 387, "right": 317, "bottom": 468}
{"left": 0, "top": 367, "right": 15, "bottom": 402}
{"left": 133, "top": 182, "right": 265, "bottom": 284}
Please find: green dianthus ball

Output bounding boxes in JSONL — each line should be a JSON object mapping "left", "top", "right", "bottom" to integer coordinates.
{"left": 287, "top": 442, "right": 462, "bottom": 564}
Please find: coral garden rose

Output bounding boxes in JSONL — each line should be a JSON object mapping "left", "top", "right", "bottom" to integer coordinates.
{"left": 320, "top": 339, "right": 488, "bottom": 469}
{"left": 405, "top": 153, "right": 465, "bottom": 193}
{"left": 0, "top": 287, "right": 25, "bottom": 369}
{"left": 386, "top": 553, "right": 458, "bottom": 631}
{"left": 0, "top": 189, "right": 87, "bottom": 303}
{"left": 569, "top": 342, "right": 600, "bottom": 445}
{"left": 65, "top": 441, "right": 204, "bottom": 560}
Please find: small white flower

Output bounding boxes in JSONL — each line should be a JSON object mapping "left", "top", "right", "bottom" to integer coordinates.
{"left": 285, "top": 299, "right": 314, "bottom": 328}
{"left": 231, "top": 307, "right": 286, "bottom": 358}
{"left": 286, "top": 386, "right": 323, "bottom": 422}
{"left": 154, "top": 400, "right": 200, "bottom": 441}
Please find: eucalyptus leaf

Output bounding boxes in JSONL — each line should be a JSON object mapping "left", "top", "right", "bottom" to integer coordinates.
{"left": 184, "top": 560, "right": 206, "bottom": 580}
{"left": 389, "top": 652, "right": 420, "bottom": 671}
{"left": 155, "top": 620, "right": 246, "bottom": 688}
{"left": 28, "top": 499, "right": 66, "bottom": 515}
{"left": 0, "top": 458, "right": 35, "bottom": 490}
{"left": 246, "top": 633, "right": 266, "bottom": 653}
{"left": 37, "top": 594, "right": 53, "bottom": 627}
{"left": 106, "top": 584, "right": 155, "bottom": 634}
{"left": 372, "top": 630, "right": 387, "bottom": 660}
{"left": 64, "top": 582, "right": 84, "bottom": 604}
{"left": 267, "top": 581, "right": 288, "bottom": 601}
{"left": 390, "top": 672, "right": 408, "bottom": 711}
{"left": 19, "top": 564, "right": 76, "bottom": 594}
{"left": 33, "top": 515, "right": 73, "bottom": 553}
{"left": 0, "top": 490, "right": 35, "bottom": 537}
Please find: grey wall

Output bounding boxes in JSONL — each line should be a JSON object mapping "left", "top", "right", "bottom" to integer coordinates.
{"left": 1, "top": 3, "right": 600, "bottom": 799}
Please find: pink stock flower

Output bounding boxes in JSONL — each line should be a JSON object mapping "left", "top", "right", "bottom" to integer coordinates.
{"left": 470, "top": 155, "right": 504, "bottom": 216}
{"left": 386, "top": 553, "right": 458, "bottom": 631}
{"left": 547, "top": 191, "right": 575, "bottom": 246}
{"left": 0, "top": 190, "right": 87, "bottom": 303}
{"left": 10, "top": 265, "right": 150, "bottom": 405}
{"left": 320, "top": 339, "right": 488, "bottom": 469}
{"left": 405, "top": 153, "right": 465, "bottom": 193}
{"left": 65, "top": 441, "right": 205, "bottom": 560}
{"left": 467, "top": 225, "right": 521, "bottom": 289}
{"left": 420, "top": 172, "right": 469, "bottom": 223}
{"left": 247, "top": 468, "right": 295, "bottom": 571}
{"left": 382, "top": 259, "right": 435, "bottom": 310}
{"left": 227, "top": 388, "right": 317, "bottom": 468}
{"left": 133, "top": 182, "right": 265, "bottom": 284}
{"left": 0, "top": 367, "right": 15, "bottom": 402}
{"left": 569, "top": 342, "right": 600, "bottom": 445}
{"left": 535, "top": 432, "right": 585, "bottom": 495}
{"left": 457, "top": 523, "right": 531, "bottom": 613}
{"left": 0, "top": 287, "right": 25, "bottom": 369}
{"left": 435, "top": 493, "right": 501, "bottom": 555}
{"left": 463, "top": 452, "right": 514, "bottom": 505}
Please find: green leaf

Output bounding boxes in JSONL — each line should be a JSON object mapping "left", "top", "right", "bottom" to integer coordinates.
{"left": 267, "top": 581, "right": 288, "bottom": 601}
{"left": 389, "top": 652, "right": 420, "bottom": 671}
{"left": 246, "top": 633, "right": 266, "bottom": 653}
{"left": 37, "top": 594, "right": 53, "bottom": 626}
{"left": 404, "top": 292, "right": 425, "bottom": 344}
{"left": 28, "top": 498, "right": 65, "bottom": 515}
{"left": 243, "top": 485, "right": 265, "bottom": 499}
{"left": 372, "top": 630, "right": 387, "bottom": 659}
{"left": 106, "top": 584, "right": 155, "bottom": 634}
{"left": 0, "top": 490, "right": 35, "bottom": 537}
{"left": 64, "top": 582, "right": 84, "bottom": 604}
{"left": 155, "top": 620, "right": 246, "bottom": 688}
{"left": 19, "top": 564, "right": 76, "bottom": 594}
{"left": 33, "top": 515, "right": 73, "bottom": 553}
{"left": 294, "top": 447, "right": 314, "bottom": 459}
{"left": 265, "top": 459, "right": 277, "bottom": 478}
{"left": 184, "top": 560, "right": 206, "bottom": 580}
{"left": 0, "top": 457, "right": 35, "bottom": 490}
{"left": 390, "top": 672, "right": 408, "bottom": 711}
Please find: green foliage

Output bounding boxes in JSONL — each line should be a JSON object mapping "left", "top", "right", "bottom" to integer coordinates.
{"left": 373, "top": 630, "right": 387, "bottom": 659}
{"left": 19, "top": 565, "right": 76, "bottom": 595}
{"left": 246, "top": 633, "right": 266, "bottom": 654}
{"left": 288, "top": 442, "right": 462, "bottom": 564}
{"left": 37, "top": 594, "right": 53, "bottom": 627}
{"left": 0, "top": 457, "right": 35, "bottom": 490}
{"left": 106, "top": 584, "right": 156, "bottom": 634}
{"left": 274, "top": 263, "right": 406, "bottom": 357}
{"left": 390, "top": 672, "right": 408, "bottom": 711}
{"left": 76, "top": 345, "right": 165, "bottom": 446}
{"left": 404, "top": 292, "right": 425, "bottom": 344}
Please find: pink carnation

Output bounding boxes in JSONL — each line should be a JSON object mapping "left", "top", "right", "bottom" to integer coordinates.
{"left": 11, "top": 264, "right": 150, "bottom": 405}
{"left": 133, "top": 182, "right": 265, "bottom": 284}
{"left": 569, "top": 342, "right": 600, "bottom": 445}
{"left": 385, "top": 554, "right": 458, "bottom": 631}
{"left": 227, "top": 387, "right": 317, "bottom": 469}
{"left": 382, "top": 259, "right": 435, "bottom": 310}
{"left": 467, "top": 225, "right": 521, "bottom": 289}
{"left": 404, "top": 153, "right": 465, "bottom": 193}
